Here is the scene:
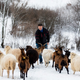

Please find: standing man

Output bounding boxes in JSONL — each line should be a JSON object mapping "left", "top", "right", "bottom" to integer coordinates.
{"left": 35, "top": 24, "right": 50, "bottom": 64}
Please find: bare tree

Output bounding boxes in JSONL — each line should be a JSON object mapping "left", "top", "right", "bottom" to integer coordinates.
{"left": 0, "top": 0, "right": 11, "bottom": 48}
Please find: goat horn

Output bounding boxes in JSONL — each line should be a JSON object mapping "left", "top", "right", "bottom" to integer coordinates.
{"left": 67, "top": 48, "right": 70, "bottom": 51}
{"left": 56, "top": 45, "right": 57, "bottom": 48}
{"left": 19, "top": 47, "right": 21, "bottom": 49}
{"left": 38, "top": 43, "right": 42, "bottom": 46}
{"left": 43, "top": 43, "right": 47, "bottom": 46}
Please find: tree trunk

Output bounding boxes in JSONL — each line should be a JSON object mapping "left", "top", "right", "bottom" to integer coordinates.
{"left": 1, "top": 2, "right": 6, "bottom": 48}
{"left": 1, "top": 23, "right": 4, "bottom": 48}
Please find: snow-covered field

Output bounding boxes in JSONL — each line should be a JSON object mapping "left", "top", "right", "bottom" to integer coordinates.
{"left": 0, "top": 48, "right": 80, "bottom": 80}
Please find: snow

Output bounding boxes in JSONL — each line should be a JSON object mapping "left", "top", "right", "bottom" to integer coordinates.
{"left": 0, "top": 0, "right": 80, "bottom": 79}
{"left": 0, "top": 48, "right": 80, "bottom": 80}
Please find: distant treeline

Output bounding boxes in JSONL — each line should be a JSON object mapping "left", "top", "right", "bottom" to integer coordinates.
{"left": 0, "top": 0, "right": 80, "bottom": 37}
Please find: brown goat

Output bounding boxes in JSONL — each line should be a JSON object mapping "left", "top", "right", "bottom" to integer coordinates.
{"left": 34, "top": 43, "right": 46, "bottom": 55}
{"left": 35, "top": 43, "right": 46, "bottom": 65}
{"left": 52, "top": 47, "right": 63, "bottom": 67}
{"left": 52, "top": 47, "right": 69, "bottom": 74}
{"left": 58, "top": 55, "right": 69, "bottom": 74}
{"left": 18, "top": 48, "right": 30, "bottom": 80}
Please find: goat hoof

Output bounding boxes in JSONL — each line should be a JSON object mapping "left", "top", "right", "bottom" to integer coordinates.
{"left": 67, "top": 72, "right": 69, "bottom": 74}
{"left": 40, "top": 62, "right": 43, "bottom": 64}
{"left": 32, "top": 67, "right": 34, "bottom": 69}
{"left": 56, "top": 69, "right": 57, "bottom": 71}
{"left": 59, "top": 71, "right": 61, "bottom": 73}
{"left": 12, "top": 77, "right": 14, "bottom": 79}
{"left": 20, "top": 73, "right": 24, "bottom": 78}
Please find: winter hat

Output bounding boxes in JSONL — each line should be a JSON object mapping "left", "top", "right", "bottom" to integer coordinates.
{"left": 38, "top": 24, "right": 43, "bottom": 26}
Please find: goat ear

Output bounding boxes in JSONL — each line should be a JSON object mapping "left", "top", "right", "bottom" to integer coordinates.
{"left": 19, "top": 47, "right": 22, "bottom": 50}
{"left": 67, "top": 48, "right": 70, "bottom": 50}
{"left": 26, "top": 46, "right": 28, "bottom": 49}
{"left": 6, "top": 46, "right": 8, "bottom": 48}
{"left": 54, "top": 48, "right": 56, "bottom": 50}
{"left": 61, "top": 46, "right": 64, "bottom": 48}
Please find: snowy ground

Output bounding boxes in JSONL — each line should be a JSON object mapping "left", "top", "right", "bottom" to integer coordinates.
{"left": 0, "top": 48, "right": 80, "bottom": 80}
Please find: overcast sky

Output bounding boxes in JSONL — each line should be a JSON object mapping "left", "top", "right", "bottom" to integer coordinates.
{"left": 21, "top": 0, "right": 77, "bottom": 10}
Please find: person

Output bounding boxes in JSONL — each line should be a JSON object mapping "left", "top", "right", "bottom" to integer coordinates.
{"left": 35, "top": 24, "right": 50, "bottom": 64}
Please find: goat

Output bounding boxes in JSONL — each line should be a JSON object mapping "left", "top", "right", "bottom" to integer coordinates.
{"left": 42, "top": 49, "right": 54, "bottom": 67}
{"left": 70, "top": 52, "right": 80, "bottom": 74}
{"left": 52, "top": 48, "right": 69, "bottom": 74}
{"left": 26, "top": 46, "right": 38, "bottom": 69}
{"left": 4, "top": 46, "right": 21, "bottom": 62}
{"left": 64, "top": 49, "right": 71, "bottom": 63}
{"left": 52, "top": 47, "right": 63, "bottom": 67}
{"left": 0, "top": 51, "right": 16, "bottom": 79}
{"left": 18, "top": 48, "right": 30, "bottom": 80}
{"left": 26, "top": 44, "right": 45, "bottom": 65}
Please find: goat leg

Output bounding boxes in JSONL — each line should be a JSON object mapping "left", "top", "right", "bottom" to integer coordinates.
{"left": 55, "top": 64, "right": 58, "bottom": 71}
{"left": 23, "top": 73, "right": 25, "bottom": 80}
{"left": 32, "top": 64, "right": 34, "bottom": 69}
{"left": 46, "top": 63, "right": 49, "bottom": 67}
{"left": 73, "top": 71, "right": 75, "bottom": 74}
{"left": 57, "top": 66, "right": 60, "bottom": 72}
{"left": 37, "top": 60, "right": 39, "bottom": 65}
{"left": 20, "top": 71, "right": 24, "bottom": 78}
{"left": 1, "top": 69, "right": 3, "bottom": 77}
{"left": 59, "top": 67, "right": 63, "bottom": 73}
{"left": 59, "top": 69, "right": 61, "bottom": 73}
{"left": 26, "top": 71, "right": 27, "bottom": 77}
{"left": 7, "top": 70, "right": 9, "bottom": 78}
{"left": 12, "top": 70, "right": 14, "bottom": 79}
{"left": 52, "top": 61, "right": 54, "bottom": 67}
{"left": 65, "top": 67, "right": 69, "bottom": 74}
{"left": 52, "top": 55, "right": 55, "bottom": 68}
{"left": 61, "top": 66, "right": 63, "bottom": 70}
{"left": 26, "top": 69, "right": 29, "bottom": 77}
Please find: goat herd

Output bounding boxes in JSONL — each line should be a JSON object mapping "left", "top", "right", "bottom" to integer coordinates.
{"left": 0, "top": 44, "right": 80, "bottom": 80}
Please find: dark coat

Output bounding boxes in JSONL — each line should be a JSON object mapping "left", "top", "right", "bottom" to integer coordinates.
{"left": 35, "top": 28, "right": 50, "bottom": 44}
